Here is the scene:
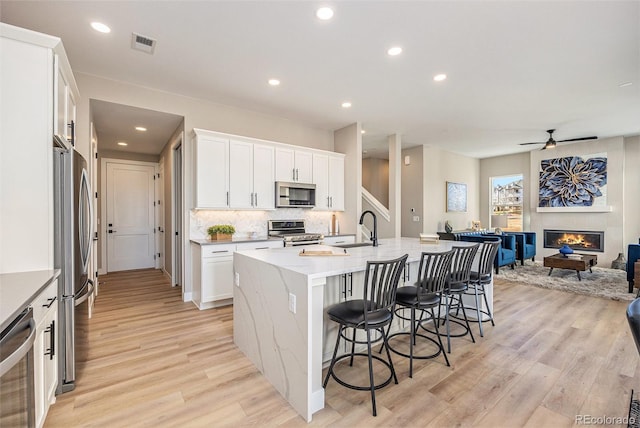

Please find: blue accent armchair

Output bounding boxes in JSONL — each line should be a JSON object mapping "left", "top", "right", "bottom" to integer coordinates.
{"left": 628, "top": 239, "right": 640, "bottom": 293}
{"left": 506, "top": 232, "right": 537, "bottom": 265}
{"left": 459, "top": 234, "right": 517, "bottom": 274}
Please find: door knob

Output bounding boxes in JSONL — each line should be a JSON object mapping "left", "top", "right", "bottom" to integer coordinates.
{"left": 108, "top": 230, "right": 117, "bottom": 233}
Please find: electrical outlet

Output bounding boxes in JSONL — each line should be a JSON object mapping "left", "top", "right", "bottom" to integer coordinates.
{"left": 234, "top": 272, "right": 240, "bottom": 286}
{"left": 413, "top": 215, "right": 420, "bottom": 222}
{"left": 288, "top": 293, "right": 296, "bottom": 314}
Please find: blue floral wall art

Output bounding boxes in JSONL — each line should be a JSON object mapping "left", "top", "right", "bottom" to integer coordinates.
{"left": 538, "top": 153, "right": 607, "bottom": 208}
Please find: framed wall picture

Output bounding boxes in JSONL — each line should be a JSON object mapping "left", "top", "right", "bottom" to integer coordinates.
{"left": 446, "top": 181, "right": 467, "bottom": 212}
{"left": 537, "top": 153, "right": 609, "bottom": 212}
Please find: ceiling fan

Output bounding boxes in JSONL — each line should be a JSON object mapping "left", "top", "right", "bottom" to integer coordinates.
{"left": 520, "top": 129, "right": 598, "bottom": 150}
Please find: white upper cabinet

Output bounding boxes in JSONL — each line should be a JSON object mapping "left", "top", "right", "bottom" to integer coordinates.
{"left": 229, "top": 140, "right": 254, "bottom": 208}
{"left": 228, "top": 140, "right": 274, "bottom": 209}
{"left": 313, "top": 153, "right": 345, "bottom": 211}
{"left": 54, "top": 64, "right": 76, "bottom": 147}
{"left": 0, "top": 23, "right": 78, "bottom": 273}
{"left": 328, "top": 155, "right": 345, "bottom": 211}
{"left": 252, "top": 143, "right": 275, "bottom": 209}
{"left": 194, "top": 131, "right": 275, "bottom": 210}
{"left": 275, "top": 147, "right": 313, "bottom": 183}
{"left": 193, "top": 129, "right": 343, "bottom": 212}
{"left": 194, "top": 132, "right": 229, "bottom": 209}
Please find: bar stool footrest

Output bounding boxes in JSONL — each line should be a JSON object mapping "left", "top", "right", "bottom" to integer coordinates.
{"left": 327, "top": 353, "right": 395, "bottom": 391}
{"left": 386, "top": 331, "right": 445, "bottom": 360}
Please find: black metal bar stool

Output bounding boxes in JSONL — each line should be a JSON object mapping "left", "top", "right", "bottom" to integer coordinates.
{"left": 323, "top": 254, "right": 408, "bottom": 416}
{"left": 465, "top": 240, "right": 500, "bottom": 336}
{"left": 439, "top": 244, "right": 479, "bottom": 353}
{"left": 386, "top": 249, "right": 455, "bottom": 377}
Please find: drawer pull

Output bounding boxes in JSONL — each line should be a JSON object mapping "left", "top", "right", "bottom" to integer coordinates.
{"left": 255, "top": 247, "right": 269, "bottom": 250}
{"left": 209, "top": 250, "right": 230, "bottom": 254}
{"left": 42, "top": 296, "right": 57, "bottom": 308}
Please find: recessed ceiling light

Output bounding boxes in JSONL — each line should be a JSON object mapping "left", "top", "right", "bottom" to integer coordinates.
{"left": 361, "top": 129, "right": 366, "bottom": 134}
{"left": 268, "top": 79, "right": 280, "bottom": 86}
{"left": 341, "top": 101, "right": 352, "bottom": 108}
{"left": 619, "top": 82, "right": 633, "bottom": 87}
{"left": 135, "top": 126, "right": 147, "bottom": 131}
{"left": 91, "top": 22, "right": 111, "bottom": 33}
{"left": 433, "top": 73, "right": 447, "bottom": 82}
{"left": 316, "top": 7, "right": 334, "bottom": 20}
{"left": 117, "top": 142, "right": 128, "bottom": 146}
{"left": 387, "top": 47, "right": 402, "bottom": 56}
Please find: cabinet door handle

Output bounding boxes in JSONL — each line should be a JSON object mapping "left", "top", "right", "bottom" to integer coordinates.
{"left": 43, "top": 296, "right": 57, "bottom": 308}
{"left": 254, "top": 193, "right": 258, "bottom": 206}
{"left": 45, "top": 320, "right": 55, "bottom": 359}
{"left": 226, "top": 191, "right": 229, "bottom": 206}
{"left": 327, "top": 196, "right": 330, "bottom": 207}
{"left": 68, "top": 120, "right": 75, "bottom": 146}
{"left": 330, "top": 196, "right": 333, "bottom": 207}
{"left": 292, "top": 168, "right": 296, "bottom": 181}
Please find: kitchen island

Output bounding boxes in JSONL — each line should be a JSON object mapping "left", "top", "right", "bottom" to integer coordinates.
{"left": 233, "top": 237, "right": 487, "bottom": 422}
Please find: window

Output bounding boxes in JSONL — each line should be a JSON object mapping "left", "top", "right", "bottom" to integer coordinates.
{"left": 490, "top": 174, "right": 523, "bottom": 232}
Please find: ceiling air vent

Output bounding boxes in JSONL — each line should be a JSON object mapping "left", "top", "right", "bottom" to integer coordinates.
{"left": 131, "top": 32, "right": 156, "bottom": 54}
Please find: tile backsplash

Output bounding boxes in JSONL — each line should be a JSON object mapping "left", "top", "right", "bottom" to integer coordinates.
{"left": 190, "top": 209, "right": 339, "bottom": 239}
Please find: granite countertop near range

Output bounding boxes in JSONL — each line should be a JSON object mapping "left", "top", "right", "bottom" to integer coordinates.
{"left": 0, "top": 269, "right": 60, "bottom": 332}
{"left": 190, "top": 236, "right": 284, "bottom": 246}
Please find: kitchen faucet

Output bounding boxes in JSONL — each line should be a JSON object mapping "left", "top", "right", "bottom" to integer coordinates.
{"left": 359, "top": 210, "right": 378, "bottom": 247}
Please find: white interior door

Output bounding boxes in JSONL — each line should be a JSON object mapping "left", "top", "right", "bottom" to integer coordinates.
{"left": 106, "top": 161, "right": 156, "bottom": 272}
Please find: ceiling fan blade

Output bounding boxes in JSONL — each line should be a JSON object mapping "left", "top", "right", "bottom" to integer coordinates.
{"left": 519, "top": 142, "right": 545, "bottom": 146}
{"left": 557, "top": 136, "right": 598, "bottom": 143}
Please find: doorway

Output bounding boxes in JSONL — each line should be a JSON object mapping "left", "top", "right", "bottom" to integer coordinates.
{"left": 172, "top": 139, "right": 183, "bottom": 288}
{"left": 102, "top": 159, "right": 158, "bottom": 272}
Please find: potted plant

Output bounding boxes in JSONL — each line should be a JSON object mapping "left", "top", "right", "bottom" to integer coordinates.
{"left": 207, "top": 224, "right": 235, "bottom": 241}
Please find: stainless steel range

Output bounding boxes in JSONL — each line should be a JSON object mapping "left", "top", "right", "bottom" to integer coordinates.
{"left": 268, "top": 220, "right": 323, "bottom": 246}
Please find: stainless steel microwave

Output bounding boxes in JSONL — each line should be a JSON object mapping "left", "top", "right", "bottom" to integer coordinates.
{"left": 275, "top": 181, "right": 316, "bottom": 208}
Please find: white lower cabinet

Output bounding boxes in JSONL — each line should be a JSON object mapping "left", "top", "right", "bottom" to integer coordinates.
{"left": 322, "top": 235, "right": 355, "bottom": 246}
{"left": 191, "top": 240, "right": 283, "bottom": 309}
{"left": 33, "top": 280, "right": 58, "bottom": 428}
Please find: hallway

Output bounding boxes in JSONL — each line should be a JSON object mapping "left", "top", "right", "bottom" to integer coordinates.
{"left": 44, "top": 269, "right": 299, "bottom": 426}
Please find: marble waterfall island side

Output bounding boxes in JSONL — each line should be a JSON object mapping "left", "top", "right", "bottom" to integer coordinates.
{"left": 232, "top": 238, "right": 488, "bottom": 422}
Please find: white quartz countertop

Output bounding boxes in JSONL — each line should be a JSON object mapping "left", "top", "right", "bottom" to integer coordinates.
{"left": 0, "top": 269, "right": 60, "bottom": 332}
{"left": 234, "top": 237, "right": 475, "bottom": 280}
{"left": 190, "top": 236, "right": 283, "bottom": 246}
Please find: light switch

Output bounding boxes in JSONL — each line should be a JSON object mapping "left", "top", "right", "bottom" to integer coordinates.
{"left": 235, "top": 272, "right": 240, "bottom": 286}
{"left": 413, "top": 216, "right": 420, "bottom": 222}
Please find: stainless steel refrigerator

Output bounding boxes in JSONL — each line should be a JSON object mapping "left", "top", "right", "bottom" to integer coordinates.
{"left": 53, "top": 140, "right": 95, "bottom": 393}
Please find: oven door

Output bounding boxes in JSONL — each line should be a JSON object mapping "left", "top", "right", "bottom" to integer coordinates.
{"left": 0, "top": 307, "right": 36, "bottom": 428}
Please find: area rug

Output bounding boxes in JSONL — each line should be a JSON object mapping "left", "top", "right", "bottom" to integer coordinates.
{"left": 494, "top": 261, "right": 634, "bottom": 301}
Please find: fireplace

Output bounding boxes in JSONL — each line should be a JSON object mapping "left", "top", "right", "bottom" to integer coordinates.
{"left": 544, "top": 229, "right": 604, "bottom": 252}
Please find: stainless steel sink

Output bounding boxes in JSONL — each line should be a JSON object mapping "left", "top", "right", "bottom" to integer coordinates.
{"left": 331, "top": 242, "right": 374, "bottom": 249}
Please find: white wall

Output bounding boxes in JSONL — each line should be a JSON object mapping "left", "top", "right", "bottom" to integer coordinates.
{"left": 528, "top": 137, "right": 625, "bottom": 266}
{"left": 334, "top": 123, "right": 361, "bottom": 236}
{"left": 401, "top": 146, "right": 424, "bottom": 238}
{"left": 422, "top": 146, "right": 480, "bottom": 233}
{"left": 362, "top": 158, "right": 389, "bottom": 206}
{"left": 624, "top": 136, "right": 640, "bottom": 246}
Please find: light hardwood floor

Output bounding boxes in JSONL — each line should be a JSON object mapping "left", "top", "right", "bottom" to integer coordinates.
{"left": 45, "top": 269, "right": 639, "bottom": 427}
